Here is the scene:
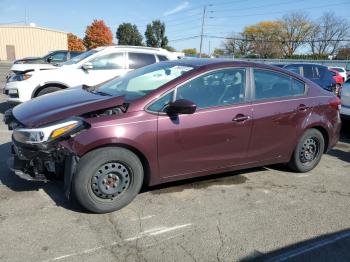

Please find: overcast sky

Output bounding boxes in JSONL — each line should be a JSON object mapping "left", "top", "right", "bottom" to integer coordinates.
{"left": 0, "top": 0, "right": 349, "bottom": 54}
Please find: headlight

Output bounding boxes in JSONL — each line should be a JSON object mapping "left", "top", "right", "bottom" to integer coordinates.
{"left": 13, "top": 119, "right": 86, "bottom": 144}
{"left": 7, "top": 73, "right": 32, "bottom": 83}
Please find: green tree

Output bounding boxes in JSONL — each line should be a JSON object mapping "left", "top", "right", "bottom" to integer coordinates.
{"left": 145, "top": 20, "right": 168, "bottom": 48}
{"left": 182, "top": 48, "right": 197, "bottom": 56}
{"left": 116, "top": 23, "right": 143, "bottom": 46}
{"left": 213, "top": 48, "right": 225, "bottom": 57}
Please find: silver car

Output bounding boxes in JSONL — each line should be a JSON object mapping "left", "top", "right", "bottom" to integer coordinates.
{"left": 341, "top": 78, "right": 350, "bottom": 120}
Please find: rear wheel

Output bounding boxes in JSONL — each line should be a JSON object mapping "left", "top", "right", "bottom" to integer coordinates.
{"left": 37, "top": 86, "right": 62, "bottom": 96}
{"left": 73, "top": 147, "right": 144, "bottom": 213}
{"left": 288, "top": 129, "right": 324, "bottom": 173}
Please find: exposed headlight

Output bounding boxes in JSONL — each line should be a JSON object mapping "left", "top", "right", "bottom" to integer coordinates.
{"left": 13, "top": 119, "right": 86, "bottom": 144}
{"left": 7, "top": 73, "right": 32, "bottom": 83}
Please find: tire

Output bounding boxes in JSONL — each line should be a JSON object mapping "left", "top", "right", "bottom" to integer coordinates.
{"left": 37, "top": 86, "right": 62, "bottom": 97}
{"left": 72, "top": 147, "right": 144, "bottom": 213}
{"left": 288, "top": 129, "right": 325, "bottom": 173}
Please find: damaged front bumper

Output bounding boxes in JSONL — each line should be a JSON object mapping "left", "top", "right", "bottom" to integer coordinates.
{"left": 8, "top": 139, "right": 79, "bottom": 199}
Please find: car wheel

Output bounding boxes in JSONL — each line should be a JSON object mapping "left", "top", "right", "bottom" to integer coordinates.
{"left": 37, "top": 86, "right": 62, "bottom": 96}
{"left": 288, "top": 129, "right": 324, "bottom": 173}
{"left": 72, "top": 147, "right": 144, "bottom": 213}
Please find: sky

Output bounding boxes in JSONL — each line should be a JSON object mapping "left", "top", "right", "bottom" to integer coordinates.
{"left": 0, "top": 0, "right": 349, "bottom": 54}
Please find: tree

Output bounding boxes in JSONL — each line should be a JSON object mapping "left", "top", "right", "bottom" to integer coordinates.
{"left": 164, "top": 46, "right": 176, "bottom": 52}
{"left": 182, "top": 48, "right": 197, "bottom": 56}
{"left": 309, "top": 12, "right": 350, "bottom": 57}
{"left": 116, "top": 23, "right": 143, "bottom": 46}
{"left": 67, "top": 33, "right": 85, "bottom": 51}
{"left": 145, "top": 20, "right": 168, "bottom": 48}
{"left": 212, "top": 48, "right": 225, "bottom": 57}
{"left": 84, "top": 19, "right": 113, "bottom": 49}
{"left": 243, "top": 21, "right": 284, "bottom": 58}
{"left": 279, "top": 12, "right": 313, "bottom": 57}
{"left": 223, "top": 33, "right": 251, "bottom": 57}
{"left": 336, "top": 47, "right": 350, "bottom": 60}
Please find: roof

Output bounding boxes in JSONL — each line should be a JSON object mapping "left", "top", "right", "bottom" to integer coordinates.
{"left": 0, "top": 24, "right": 67, "bottom": 34}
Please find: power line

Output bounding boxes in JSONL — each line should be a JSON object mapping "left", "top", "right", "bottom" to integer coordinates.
{"left": 209, "top": 1, "right": 349, "bottom": 19}
{"left": 209, "top": 0, "right": 305, "bottom": 13}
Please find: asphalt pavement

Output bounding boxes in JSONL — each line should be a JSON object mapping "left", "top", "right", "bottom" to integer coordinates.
{"left": 0, "top": 85, "right": 350, "bottom": 262}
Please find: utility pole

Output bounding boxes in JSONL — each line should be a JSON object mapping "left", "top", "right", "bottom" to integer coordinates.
{"left": 199, "top": 6, "right": 206, "bottom": 58}
{"left": 208, "top": 40, "right": 211, "bottom": 57}
{"left": 24, "top": 8, "right": 28, "bottom": 24}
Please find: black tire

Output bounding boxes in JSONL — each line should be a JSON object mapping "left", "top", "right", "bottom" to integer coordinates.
{"left": 288, "top": 129, "right": 325, "bottom": 173}
{"left": 37, "top": 86, "right": 62, "bottom": 96}
{"left": 72, "top": 147, "right": 144, "bottom": 213}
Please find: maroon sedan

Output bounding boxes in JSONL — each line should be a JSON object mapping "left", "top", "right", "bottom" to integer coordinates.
{"left": 4, "top": 59, "right": 341, "bottom": 213}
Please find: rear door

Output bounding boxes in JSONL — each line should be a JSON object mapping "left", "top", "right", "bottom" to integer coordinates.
{"left": 248, "top": 68, "right": 309, "bottom": 161}
{"left": 154, "top": 67, "right": 253, "bottom": 178}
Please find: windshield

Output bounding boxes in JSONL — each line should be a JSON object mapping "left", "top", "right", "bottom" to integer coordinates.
{"left": 96, "top": 62, "right": 195, "bottom": 100}
{"left": 63, "top": 50, "right": 97, "bottom": 65}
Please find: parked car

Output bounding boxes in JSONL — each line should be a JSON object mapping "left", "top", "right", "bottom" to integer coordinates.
{"left": 13, "top": 50, "right": 83, "bottom": 65}
{"left": 283, "top": 63, "right": 336, "bottom": 93}
{"left": 329, "top": 68, "right": 344, "bottom": 96}
{"left": 3, "top": 46, "right": 178, "bottom": 104}
{"left": 329, "top": 66, "right": 347, "bottom": 82}
{"left": 340, "top": 78, "right": 350, "bottom": 120}
{"left": 4, "top": 59, "right": 341, "bottom": 213}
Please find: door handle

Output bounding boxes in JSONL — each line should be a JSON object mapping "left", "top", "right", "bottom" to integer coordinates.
{"left": 232, "top": 114, "right": 250, "bottom": 122}
{"left": 297, "top": 104, "right": 310, "bottom": 111}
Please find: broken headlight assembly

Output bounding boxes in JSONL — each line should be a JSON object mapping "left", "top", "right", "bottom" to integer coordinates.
{"left": 13, "top": 118, "right": 88, "bottom": 145}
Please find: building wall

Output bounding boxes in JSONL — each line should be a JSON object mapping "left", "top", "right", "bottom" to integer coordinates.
{"left": 0, "top": 26, "right": 68, "bottom": 61}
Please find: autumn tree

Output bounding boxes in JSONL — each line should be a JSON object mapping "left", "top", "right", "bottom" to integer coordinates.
{"left": 84, "top": 20, "right": 113, "bottom": 49}
{"left": 243, "top": 21, "right": 283, "bottom": 58}
{"left": 145, "top": 20, "right": 168, "bottom": 48}
{"left": 279, "top": 12, "right": 313, "bottom": 57}
{"left": 67, "top": 33, "right": 85, "bottom": 51}
{"left": 116, "top": 23, "right": 143, "bottom": 46}
{"left": 308, "top": 12, "right": 350, "bottom": 57}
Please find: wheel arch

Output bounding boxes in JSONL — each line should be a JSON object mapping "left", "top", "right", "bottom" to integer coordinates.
{"left": 81, "top": 143, "right": 151, "bottom": 187}
{"left": 307, "top": 125, "right": 329, "bottom": 153}
{"left": 32, "top": 83, "right": 69, "bottom": 98}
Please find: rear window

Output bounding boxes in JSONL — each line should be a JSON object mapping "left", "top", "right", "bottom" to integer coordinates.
{"left": 128, "top": 53, "right": 156, "bottom": 69}
{"left": 303, "top": 66, "right": 320, "bottom": 79}
{"left": 330, "top": 67, "right": 345, "bottom": 73}
{"left": 157, "top": 55, "right": 168, "bottom": 61}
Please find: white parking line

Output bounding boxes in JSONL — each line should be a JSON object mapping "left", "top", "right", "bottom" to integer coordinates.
{"left": 42, "top": 223, "right": 192, "bottom": 262}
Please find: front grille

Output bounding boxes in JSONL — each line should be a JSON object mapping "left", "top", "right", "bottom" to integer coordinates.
{"left": 9, "top": 93, "right": 19, "bottom": 98}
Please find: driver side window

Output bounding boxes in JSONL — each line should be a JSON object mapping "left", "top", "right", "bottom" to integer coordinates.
{"left": 176, "top": 68, "right": 246, "bottom": 109}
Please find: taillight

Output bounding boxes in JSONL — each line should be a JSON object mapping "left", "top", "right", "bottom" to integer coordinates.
{"left": 329, "top": 96, "right": 341, "bottom": 110}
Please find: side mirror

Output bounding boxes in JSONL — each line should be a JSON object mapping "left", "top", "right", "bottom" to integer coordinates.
{"left": 82, "top": 62, "right": 93, "bottom": 70}
{"left": 166, "top": 99, "right": 197, "bottom": 116}
{"left": 46, "top": 56, "right": 53, "bottom": 63}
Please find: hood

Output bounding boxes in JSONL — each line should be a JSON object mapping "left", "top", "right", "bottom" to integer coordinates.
{"left": 12, "top": 87, "right": 125, "bottom": 128}
{"left": 11, "top": 63, "right": 57, "bottom": 73}
{"left": 15, "top": 57, "right": 46, "bottom": 64}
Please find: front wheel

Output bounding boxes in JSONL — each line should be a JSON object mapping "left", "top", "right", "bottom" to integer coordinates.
{"left": 72, "top": 147, "right": 144, "bottom": 213}
{"left": 37, "top": 86, "right": 62, "bottom": 96}
{"left": 288, "top": 129, "right": 325, "bottom": 173}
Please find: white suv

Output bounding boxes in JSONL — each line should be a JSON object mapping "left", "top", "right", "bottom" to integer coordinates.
{"left": 3, "top": 46, "right": 179, "bottom": 103}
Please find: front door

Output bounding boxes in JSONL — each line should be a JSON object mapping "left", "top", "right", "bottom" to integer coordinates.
{"left": 157, "top": 68, "right": 253, "bottom": 178}
{"left": 81, "top": 52, "right": 126, "bottom": 86}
